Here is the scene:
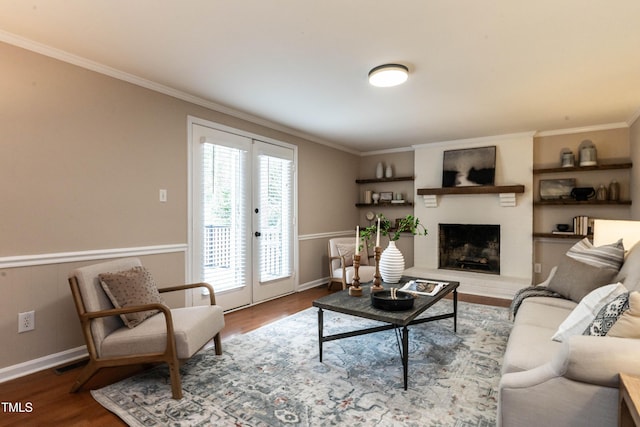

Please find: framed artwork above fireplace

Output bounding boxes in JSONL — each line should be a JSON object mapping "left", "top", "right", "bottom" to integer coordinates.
{"left": 442, "top": 146, "right": 496, "bottom": 188}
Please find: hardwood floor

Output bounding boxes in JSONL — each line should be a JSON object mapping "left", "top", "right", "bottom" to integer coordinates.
{"left": 0, "top": 286, "right": 509, "bottom": 426}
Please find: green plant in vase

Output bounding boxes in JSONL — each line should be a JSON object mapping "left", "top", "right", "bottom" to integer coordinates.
{"left": 359, "top": 214, "right": 428, "bottom": 284}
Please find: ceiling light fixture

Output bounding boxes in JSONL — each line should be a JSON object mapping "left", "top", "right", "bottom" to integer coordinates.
{"left": 368, "top": 64, "right": 409, "bottom": 87}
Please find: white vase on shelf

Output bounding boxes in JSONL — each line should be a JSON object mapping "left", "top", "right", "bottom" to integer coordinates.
{"left": 379, "top": 240, "right": 405, "bottom": 283}
{"left": 385, "top": 164, "right": 393, "bottom": 178}
{"left": 375, "top": 162, "right": 384, "bottom": 179}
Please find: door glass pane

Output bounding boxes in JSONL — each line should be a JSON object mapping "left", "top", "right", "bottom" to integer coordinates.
{"left": 258, "top": 154, "right": 293, "bottom": 282}
{"left": 201, "top": 142, "right": 248, "bottom": 291}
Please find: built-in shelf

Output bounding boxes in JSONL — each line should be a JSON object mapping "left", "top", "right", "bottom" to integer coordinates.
{"left": 417, "top": 185, "right": 525, "bottom": 196}
{"left": 356, "top": 176, "right": 414, "bottom": 184}
{"left": 534, "top": 199, "right": 632, "bottom": 206}
{"left": 532, "top": 161, "right": 632, "bottom": 174}
{"left": 533, "top": 233, "right": 592, "bottom": 239}
{"left": 356, "top": 202, "right": 413, "bottom": 208}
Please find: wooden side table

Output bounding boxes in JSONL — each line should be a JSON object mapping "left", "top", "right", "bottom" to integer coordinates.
{"left": 620, "top": 373, "right": 640, "bottom": 427}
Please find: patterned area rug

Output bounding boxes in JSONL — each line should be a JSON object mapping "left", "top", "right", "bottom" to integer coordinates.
{"left": 92, "top": 300, "right": 511, "bottom": 426}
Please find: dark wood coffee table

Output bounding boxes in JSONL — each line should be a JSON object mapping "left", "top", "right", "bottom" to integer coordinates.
{"left": 312, "top": 276, "right": 459, "bottom": 390}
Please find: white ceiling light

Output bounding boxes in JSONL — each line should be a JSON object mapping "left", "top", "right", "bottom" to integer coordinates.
{"left": 368, "top": 64, "right": 409, "bottom": 87}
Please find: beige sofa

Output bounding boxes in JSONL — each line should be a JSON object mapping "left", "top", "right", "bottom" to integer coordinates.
{"left": 498, "top": 226, "right": 640, "bottom": 427}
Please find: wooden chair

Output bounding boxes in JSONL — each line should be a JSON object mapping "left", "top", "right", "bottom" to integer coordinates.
{"left": 68, "top": 257, "right": 224, "bottom": 399}
{"left": 327, "top": 237, "right": 376, "bottom": 289}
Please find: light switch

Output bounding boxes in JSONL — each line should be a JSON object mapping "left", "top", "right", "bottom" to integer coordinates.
{"left": 159, "top": 189, "right": 167, "bottom": 202}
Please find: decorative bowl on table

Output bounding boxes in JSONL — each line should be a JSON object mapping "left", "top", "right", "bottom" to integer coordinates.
{"left": 371, "top": 289, "right": 415, "bottom": 311}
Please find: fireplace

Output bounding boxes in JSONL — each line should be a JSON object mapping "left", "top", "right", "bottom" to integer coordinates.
{"left": 439, "top": 224, "right": 500, "bottom": 274}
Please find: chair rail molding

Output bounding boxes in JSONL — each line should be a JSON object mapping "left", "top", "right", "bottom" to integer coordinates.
{"left": 0, "top": 244, "right": 188, "bottom": 269}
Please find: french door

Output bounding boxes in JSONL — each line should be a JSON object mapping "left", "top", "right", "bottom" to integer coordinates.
{"left": 191, "top": 121, "right": 296, "bottom": 311}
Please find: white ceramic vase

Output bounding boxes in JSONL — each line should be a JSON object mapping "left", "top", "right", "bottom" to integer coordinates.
{"left": 375, "top": 162, "right": 384, "bottom": 179}
{"left": 379, "top": 240, "right": 405, "bottom": 283}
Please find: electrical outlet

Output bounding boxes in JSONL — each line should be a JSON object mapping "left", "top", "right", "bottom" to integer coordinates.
{"left": 159, "top": 189, "right": 167, "bottom": 202}
{"left": 18, "top": 311, "right": 35, "bottom": 333}
{"left": 534, "top": 263, "right": 542, "bottom": 274}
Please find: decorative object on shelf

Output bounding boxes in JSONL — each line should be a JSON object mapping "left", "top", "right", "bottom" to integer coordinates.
{"left": 364, "top": 190, "right": 372, "bottom": 204}
{"left": 375, "top": 162, "right": 384, "bottom": 179}
{"left": 385, "top": 164, "right": 393, "bottom": 178}
{"left": 395, "top": 192, "right": 403, "bottom": 200}
{"left": 360, "top": 214, "right": 428, "bottom": 284}
{"left": 540, "top": 178, "right": 575, "bottom": 200}
{"left": 596, "top": 185, "right": 608, "bottom": 201}
{"left": 609, "top": 180, "right": 620, "bottom": 201}
{"left": 379, "top": 191, "right": 393, "bottom": 202}
{"left": 561, "top": 148, "right": 575, "bottom": 167}
{"left": 570, "top": 187, "right": 596, "bottom": 201}
{"left": 371, "top": 192, "right": 380, "bottom": 204}
{"left": 442, "top": 145, "right": 496, "bottom": 188}
{"left": 579, "top": 140, "right": 597, "bottom": 166}
{"left": 556, "top": 224, "right": 570, "bottom": 232}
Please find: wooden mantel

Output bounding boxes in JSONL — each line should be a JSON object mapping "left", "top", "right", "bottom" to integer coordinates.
{"left": 417, "top": 185, "right": 525, "bottom": 207}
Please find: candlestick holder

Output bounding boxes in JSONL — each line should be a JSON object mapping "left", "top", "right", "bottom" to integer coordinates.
{"left": 349, "top": 254, "right": 363, "bottom": 296}
{"left": 371, "top": 246, "right": 384, "bottom": 293}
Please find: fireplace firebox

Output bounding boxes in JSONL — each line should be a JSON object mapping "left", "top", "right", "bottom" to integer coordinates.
{"left": 439, "top": 224, "right": 500, "bottom": 274}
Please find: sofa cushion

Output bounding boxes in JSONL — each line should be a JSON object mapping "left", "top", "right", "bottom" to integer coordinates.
{"left": 547, "top": 256, "right": 619, "bottom": 302}
{"left": 615, "top": 242, "right": 640, "bottom": 292}
{"left": 566, "top": 237, "right": 624, "bottom": 270}
{"left": 551, "top": 283, "right": 627, "bottom": 342}
{"left": 584, "top": 292, "right": 630, "bottom": 336}
{"left": 608, "top": 291, "right": 640, "bottom": 338}
{"left": 99, "top": 266, "right": 166, "bottom": 328}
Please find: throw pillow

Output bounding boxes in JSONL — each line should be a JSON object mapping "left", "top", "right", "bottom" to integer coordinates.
{"left": 547, "top": 256, "right": 619, "bottom": 302}
{"left": 99, "top": 266, "right": 166, "bottom": 328}
{"left": 608, "top": 291, "right": 640, "bottom": 338}
{"left": 583, "top": 292, "right": 630, "bottom": 336}
{"left": 566, "top": 237, "right": 624, "bottom": 270}
{"left": 551, "top": 282, "right": 627, "bottom": 342}
{"left": 335, "top": 242, "right": 355, "bottom": 267}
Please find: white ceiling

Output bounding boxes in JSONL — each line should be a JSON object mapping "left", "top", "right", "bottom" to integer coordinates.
{"left": 2, "top": 1, "right": 640, "bottom": 153}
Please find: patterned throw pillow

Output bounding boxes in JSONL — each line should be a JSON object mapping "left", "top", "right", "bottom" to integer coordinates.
{"left": 583, "top": 292, "right": 630, "bottom": 336}
{"left": 99, "top": 266, "right": 165, "bottom": 328}
{"left": 608, "top": 291, "right": 640, "bottom": 338}
{"left": 551, "top": 282, "right": 627, "bottom": 342}
{"left": 567, "top": 237, "right": 624, "bottom": 270}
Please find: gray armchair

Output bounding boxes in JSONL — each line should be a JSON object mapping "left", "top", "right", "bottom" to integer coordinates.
{"left": 68, "top": 257, "right": 224, "bottom": 399}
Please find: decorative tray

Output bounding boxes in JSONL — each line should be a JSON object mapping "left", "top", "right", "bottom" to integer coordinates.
{"left": 371, "top": 289, "right": 415, "bottom": 311}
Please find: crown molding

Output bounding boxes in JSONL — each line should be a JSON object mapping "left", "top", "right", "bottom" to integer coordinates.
{"left": 359, "top": 146, "right": 415, "bottom": 156}
{"left": 412, "top": 131, "right": 537, "bottom": 150}
{"left": 534, "top": 122, "right": 629, "bottom": 138}
{"left": 0, "top": 30, "right": 360, "bottom": 156}
{"left": 627, "top": 108, "right": 640, "bottom": 127}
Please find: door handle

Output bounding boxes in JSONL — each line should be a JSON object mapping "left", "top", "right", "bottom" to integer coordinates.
{"left": 255, "top": 231, "right": 261, "bottom": 237}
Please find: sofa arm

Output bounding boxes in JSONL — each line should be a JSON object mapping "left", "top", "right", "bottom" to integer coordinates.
{"left": 552, "top": 335, "right": 640, "bottom": 387}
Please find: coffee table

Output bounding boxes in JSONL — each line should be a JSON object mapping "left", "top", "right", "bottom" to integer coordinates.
{"left": 312, "top": 276, "right": 459, "bottom": 390}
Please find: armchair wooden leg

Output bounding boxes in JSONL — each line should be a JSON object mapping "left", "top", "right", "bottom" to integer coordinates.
{"left": 70, "top": 360, "right": 99, "bottom": 393}
{"left": 168, "top": 360, "right": 183, "bottom": 400}
{"left": 213, "top": 333, "right": 223, "bottom": 355}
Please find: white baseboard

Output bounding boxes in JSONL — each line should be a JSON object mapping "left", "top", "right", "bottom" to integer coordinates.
{"left": 0, "top": 346, "right": 88, "bottom": 384}
{"left": 297, "top": 277, "right": 328, "bottom": 292}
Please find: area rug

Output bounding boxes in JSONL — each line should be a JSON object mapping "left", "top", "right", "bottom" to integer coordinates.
{"left": 92, "top": 300, "right": 512, "bottom": 426}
